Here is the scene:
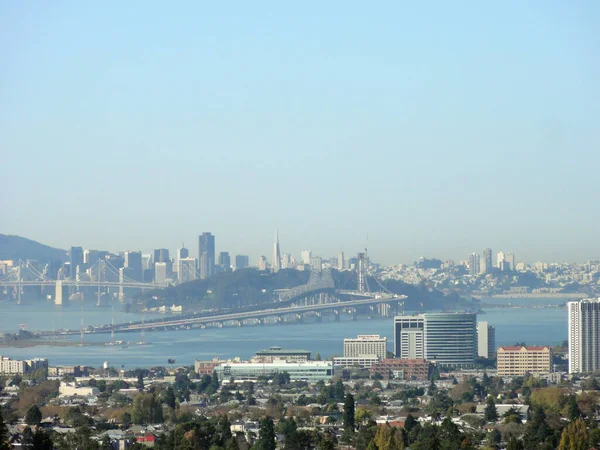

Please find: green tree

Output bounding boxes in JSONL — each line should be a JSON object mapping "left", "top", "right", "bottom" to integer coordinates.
{"left": 334, "top": 379, "right": 345, "bottom": 401}
{"left": 257, "top": 417, "right": 276, "bottom": 450}
{"left": 558, "top": 418, "right": 588, "bottom": 450}
{"left": 438, "top": 417, "right": 462, "bottom": 450}
{"left": 484, "top": 396, "right": 498, "bottom": 422}
{"left": 32, "top": 428, "right": 53, "bottom": 450}
{"left": 343, "top": 393, "right": 356, "bottom": 433}
{"left": 25, "top": 405, "right": 42, "bottom": 425}
{"left": 506, "top": 437, "right": 524, "bottom": 450}
{"left": 0, "top": 409, "right": 10, "bottom": 450}
{"left": 163, "top": 386, "right": 176, "bottom": 409}
{"left": 136, "top": 373, "right": 145, "bottom": 390}
{"left": 132, "top": 392, "right": 163, "bottom": 424}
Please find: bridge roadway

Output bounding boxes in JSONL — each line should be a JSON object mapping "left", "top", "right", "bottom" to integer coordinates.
{"left": 49, "top": 294, "right": 406, "bottom": 335}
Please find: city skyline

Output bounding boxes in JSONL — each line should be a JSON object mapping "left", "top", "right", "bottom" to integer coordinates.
{"left": 2, "top": 2, "right": 599, "bottom": 265}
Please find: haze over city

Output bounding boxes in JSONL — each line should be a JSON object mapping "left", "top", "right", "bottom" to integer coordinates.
{"left": 1, "top": 1, "right": 599, "bottom": 265}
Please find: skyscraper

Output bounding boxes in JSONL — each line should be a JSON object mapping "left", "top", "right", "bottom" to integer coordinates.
{"left": 505, "top": 253, "right": 515, "bottom": 271}
{"left": 483, "top": 248, "right": 493, "bottom": 273}
{"left": 235, "top": 255, "right": 249, "bottom": 269}
{"left": 123, "top": 251, "right": 143, "bottom": 281}
{"left": 198, "top": 233, "right": 215, "bottom": 279}
{"left": 468, "top": 253, "right": 480, "bottom": 276}
{"left": 175, "top": 245, "right": 189, "bottom": 273}
{"left": 568, "top": 299, "right": 600, "bottom": 374}
{"left": 218, "top": 252, "right": 231, "bottom": 271}
{"left": 153, "top": 249, "right": 170, "bottom": 264}
{"left": 497, "top": 251, "right": 505, "bottom": 269}
{"left": 69, "top": 246, "right": 83, "bottom": 279}
{"left": 338, "top": 251, "right": 345, "bottom": 270}
{"left": 301, "top": 250, "right": 312, "bottom": 265}
{"left": 154, "top": 262, "right": 168, "bottom": 283}
{"left": 257, "top": 256, "right": 268, "bottom": 271}
{"left": 281, "top": 254, "right": 291, "bottom": 269}
{"left": 394, "top": 313, "right": 477, "bottom": 367}
{"left": 272, "top": 230, "right": 281, "bottom": 273}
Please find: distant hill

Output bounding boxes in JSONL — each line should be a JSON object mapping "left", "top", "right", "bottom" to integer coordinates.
{"left": 0, "top": 234, "right": 68, "bottom": 263}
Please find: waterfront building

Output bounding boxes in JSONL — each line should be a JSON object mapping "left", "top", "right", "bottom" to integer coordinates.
{"left": 333, "top": 355, "right": 379, "bottom": 369}
{"left": 198, "top": 232, "right": 215, "bottom": 277}
{"left": 251, "top": 346, "right": 310, "bottom": 363}
{"left": 369, "top": 359, "right": 430, "bottom": 380}
{"left": 0, "top": 356, "right": 48, "bottom": 375}
{"left": 48, "top": 366, "right": 83, "bottom": 377}
{"left": 568, "top": 299, "right": 600, "bottom": 373}
{"left": 213, "top": 360, "right": 333, "bottom": 382}
{"left": 235, "top": 255, "right": 249, "bottom": 269}
{"left": 344, "top": 335, "right": 387, "bottom": 359}
{"left": 394, "top": 313, "right": 477, "bottom": 368}
{"left": 272, "top": 230, "right": 281, "bottom": 273}
{"left": 497, "top": 346, "right": 552, "bottom": 376}
{"left": 477, "top": 321, "right": 496, "bottom": 359}
{"left": 194, "top": 358, "right": 230, "bottom": 375}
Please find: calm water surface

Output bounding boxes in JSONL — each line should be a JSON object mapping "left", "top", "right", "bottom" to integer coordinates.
{"left": 0, "top": 299, "right": 567, "bottom": 369}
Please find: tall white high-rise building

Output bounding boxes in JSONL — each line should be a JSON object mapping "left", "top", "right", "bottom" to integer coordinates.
{"left": 477, "top": 321, "right": 496, "bottom": 359}
{"left": 468, "top": 253, "right": 480, "bottom": 276}
{"left": 301, "top": 250, "right": 312, "bottom": 265}
{"left": 496, "top": 251, "right": 505, "bottom": 269}
{"left": 338, "top": 251, "right": 345, "bottom": 270}
{"left": 568, "top": 299, "right": 600, "bottom": 374}
{"left": 154, "top": 262, "right": 168, "bottom": 283}
{"left": 281, "top": 254, "right": 291, "bottom": 269}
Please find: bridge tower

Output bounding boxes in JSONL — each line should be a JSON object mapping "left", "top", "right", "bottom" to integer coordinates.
{"left": 16, "top": 261, "right": 22, "bottom": 304}
{"left": 357, "top": 252, "right": 370, "bottom": 293}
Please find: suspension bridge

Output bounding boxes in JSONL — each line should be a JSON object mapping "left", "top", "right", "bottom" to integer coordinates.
{"left": 0, "top": 259, "right": 168, "bottom": 305}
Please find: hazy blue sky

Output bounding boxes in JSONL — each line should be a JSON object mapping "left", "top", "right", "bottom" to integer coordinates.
{"left": 1, "top": 1, "right": 598, "bottom": 265}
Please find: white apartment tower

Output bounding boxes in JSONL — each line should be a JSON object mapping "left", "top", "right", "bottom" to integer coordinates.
{"left": 568, "top": 299, "right": 600, "bottom": 374}
{"left": 344, "top": 335, "right": 387, "bottom": 359}
{"left": 477, "top": 321, "right": 496, "bottom": 359}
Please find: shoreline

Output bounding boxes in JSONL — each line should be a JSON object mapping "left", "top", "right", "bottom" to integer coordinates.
{"left": 0, "top": 340, "right": 104, "bottom": 349}
{"left": 472, "top": 293, "right": 587, "bottom": 300}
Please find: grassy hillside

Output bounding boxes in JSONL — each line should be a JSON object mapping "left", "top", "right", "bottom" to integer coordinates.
{"left": 0, "top": 234, "right": 68, "bottom": 262}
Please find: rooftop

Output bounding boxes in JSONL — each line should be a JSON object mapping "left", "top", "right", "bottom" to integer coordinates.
{"left": 255, "top": 346, "right": 311, "bottom": 355}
